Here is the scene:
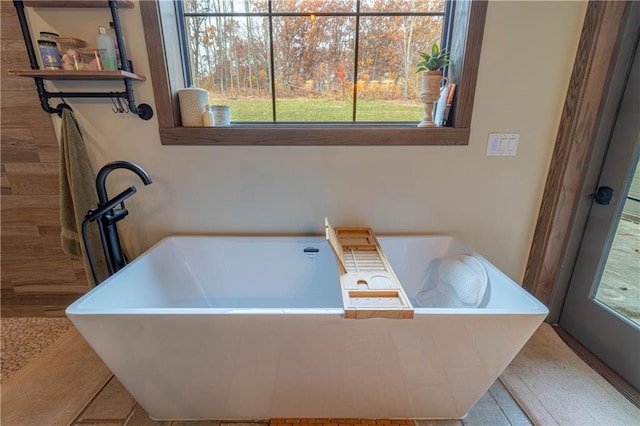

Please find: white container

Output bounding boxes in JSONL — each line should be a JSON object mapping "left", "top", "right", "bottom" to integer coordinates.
{"left": 178, "top": 87, "right": 208, "bottom": 127}
{"left": 203, "top": 105, "right": 214, "bottom": 127}
{"left": 211, "top": 105, "right": 230, "bottom": 126}
{"left": 96, "top": 26, "right": 117, "bottom": 71}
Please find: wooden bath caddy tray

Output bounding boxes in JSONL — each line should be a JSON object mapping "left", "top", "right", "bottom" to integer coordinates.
{"left": 325, "top": 218, "right": 414, "bottom": 319}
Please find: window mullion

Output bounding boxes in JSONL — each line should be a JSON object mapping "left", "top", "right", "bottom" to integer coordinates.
{"left": 441, "top": 0, "right": 455, "bottom": 79}
{"left": 352, "top": 0, "right": 361, "bottom": 122}
{"left": 268, "top": 0, "right": 276, "bottom": 122}
{"left": 175, "top": 0, "right": 192, "bottom": 87}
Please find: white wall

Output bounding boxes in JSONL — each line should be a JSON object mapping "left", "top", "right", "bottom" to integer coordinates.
{"left": 28, "top": 1, "right": 587, "bottom": 282}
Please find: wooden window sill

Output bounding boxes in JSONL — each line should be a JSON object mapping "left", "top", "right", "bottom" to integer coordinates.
{"left": 159, "top": 125, "right": 470, "bottom": 146}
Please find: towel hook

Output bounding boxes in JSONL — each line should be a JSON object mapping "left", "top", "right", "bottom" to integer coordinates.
{"left": 118, "top": 96, "right": 127, "bottom": 114}
{"left": 111, "top": 94, "right": 120, "bottom": 113}
{"left": 111, "top": 94, "right": 127, "bottom": 114}
{"left": 120, "top": 96, "right": 130, "bottom": 114}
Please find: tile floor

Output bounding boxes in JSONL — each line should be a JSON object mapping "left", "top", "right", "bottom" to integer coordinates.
{"left": 71, "top": 376, "right": 531, "bottom": 426}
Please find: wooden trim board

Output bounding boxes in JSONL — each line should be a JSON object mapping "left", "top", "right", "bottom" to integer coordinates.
{"left": 325, "top": 218, "right": 414, "bottom": 319}
{"left": 523, "top": 1, "right": 629, "bottom": 307}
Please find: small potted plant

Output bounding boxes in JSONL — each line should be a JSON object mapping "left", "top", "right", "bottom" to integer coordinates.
{"left": 416, "top": 43, "right": 450, "bottom": 127}
{"left": 416, "top": 43, "right": 450, "bottom": 74}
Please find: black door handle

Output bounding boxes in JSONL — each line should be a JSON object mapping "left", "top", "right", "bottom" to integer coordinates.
{"left": 591, "top": 186, "right": 614, "bottom": 205}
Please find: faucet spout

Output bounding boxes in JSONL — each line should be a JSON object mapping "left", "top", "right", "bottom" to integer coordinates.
{"left": 95, "top": 160, "right": 153, "bottom": 204}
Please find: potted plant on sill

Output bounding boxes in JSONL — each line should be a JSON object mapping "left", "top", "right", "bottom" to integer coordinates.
{"left": 416, "top": 43, "right": 450, "bottom": 127}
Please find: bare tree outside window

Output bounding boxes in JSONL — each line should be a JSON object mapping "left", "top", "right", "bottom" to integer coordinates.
{"left": 182, "top": 0, "right": 446, "bottom": 123}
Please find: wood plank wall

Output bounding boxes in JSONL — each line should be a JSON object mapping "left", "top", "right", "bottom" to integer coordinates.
{"left": 1, "top": 3, "right": 90, "bottom": 317}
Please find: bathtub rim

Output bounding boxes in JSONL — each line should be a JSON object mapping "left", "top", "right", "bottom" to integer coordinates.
{"left": 65, "top": 234, "right": 549, "bottom": 318}
{"left": 67, "top": 307, "right": 548, "bottom": 317}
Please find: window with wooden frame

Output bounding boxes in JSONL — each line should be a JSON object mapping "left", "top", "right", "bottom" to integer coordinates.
{"left": 140, "top": 0, "right": 487, "bottom": 145}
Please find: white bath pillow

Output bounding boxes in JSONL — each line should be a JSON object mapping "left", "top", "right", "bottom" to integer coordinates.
{"left": 415, "top": 255, "right": 488, "bottom": 308}
{"left": 439, "top": 255, "right": 488, "bottom": 305}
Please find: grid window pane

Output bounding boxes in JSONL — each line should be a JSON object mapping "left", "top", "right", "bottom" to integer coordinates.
{"left": 273, "top": 16, "right": 356, "bottom": 121}
{"left": 360, "top": 0, "right": 446, "bottom": 13}
{"left": 184, "top": 0, "right": 268, "bottom": 13}
{"left": 355, "top": 14, "right": 443, "bottom": 121}
{"left": 271, "top": 0, "right": 356, "bottom": 14}
{"left": 186, "top": 14, "right": 273, "bottom": 121}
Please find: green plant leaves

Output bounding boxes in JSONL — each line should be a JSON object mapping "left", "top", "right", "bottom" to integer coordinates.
{"left": 416, "top": 43, "right": 450, "bottom": 72}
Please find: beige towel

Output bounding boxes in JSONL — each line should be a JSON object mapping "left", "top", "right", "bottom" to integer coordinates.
{"left": 59, "top": 109, "right": 107, "bottom": 286}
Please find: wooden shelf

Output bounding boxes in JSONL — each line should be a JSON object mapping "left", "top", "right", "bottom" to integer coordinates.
{"left": 22, "top": 1, "right": 133, "bottom": 8}
{"left": 8, "top": 69, "right": 145, "bottom": 81}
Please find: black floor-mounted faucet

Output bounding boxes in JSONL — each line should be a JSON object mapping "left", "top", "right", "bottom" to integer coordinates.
{"left": 82, "top": 161, "right": 153, "bottom": 284}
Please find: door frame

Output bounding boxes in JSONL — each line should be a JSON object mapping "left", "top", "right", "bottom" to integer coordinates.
{"left": 523, "top": 0, "right": 636, "bottom": 322}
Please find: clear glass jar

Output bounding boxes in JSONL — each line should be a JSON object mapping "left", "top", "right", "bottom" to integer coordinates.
{"left": 37, "top": 40, "right": 62, "bottom": 70}
{"left": 61, "top": 49, "right": 84, "bottom": 70}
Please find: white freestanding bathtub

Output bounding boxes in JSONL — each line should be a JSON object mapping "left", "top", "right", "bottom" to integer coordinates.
{"left": 66, "top": 236, "right": 547, "bottom": 421}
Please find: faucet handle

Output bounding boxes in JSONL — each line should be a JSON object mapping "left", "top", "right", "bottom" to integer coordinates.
{"left": 84, "top": 186, "right": 137, "bottom": 222}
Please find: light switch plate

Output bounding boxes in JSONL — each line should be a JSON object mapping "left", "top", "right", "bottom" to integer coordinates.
{"left": 487, "top": 133, "right": 519, "bottom": 156}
